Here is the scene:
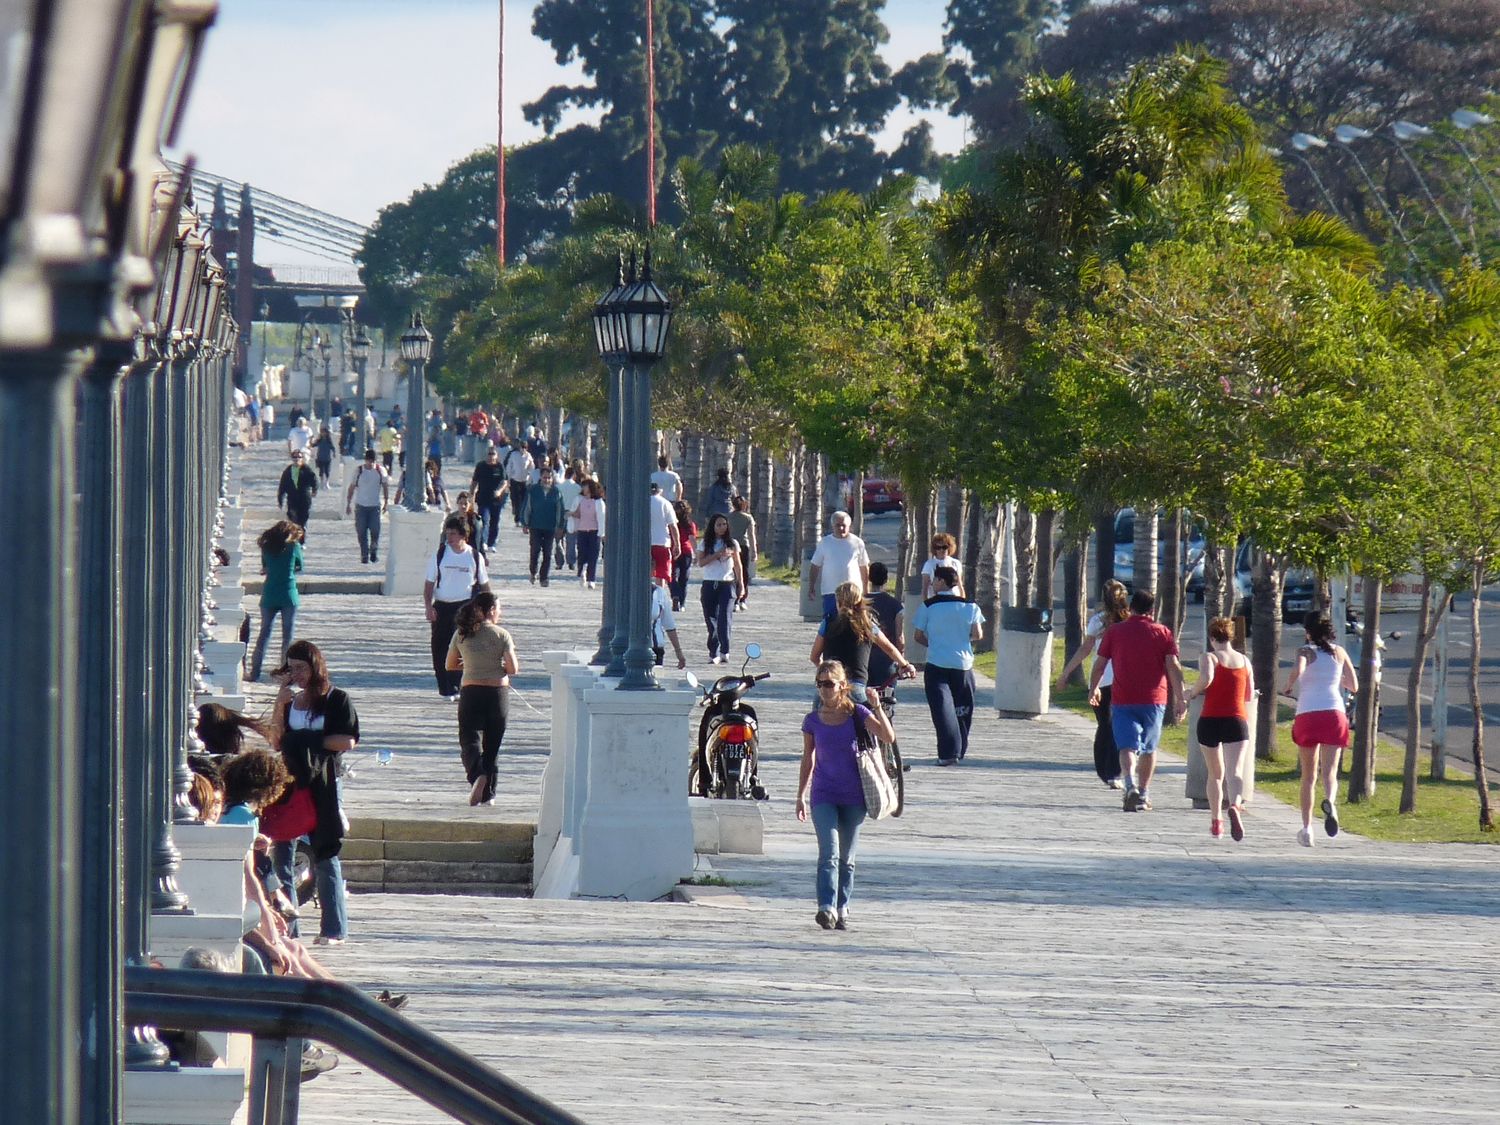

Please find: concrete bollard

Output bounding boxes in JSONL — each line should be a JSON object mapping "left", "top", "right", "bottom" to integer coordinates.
{"left": 994, "top": 606, "right": 1053, "bottom": 717}
{"left": 902, "top": 575, "right": 928, "bottom": 667}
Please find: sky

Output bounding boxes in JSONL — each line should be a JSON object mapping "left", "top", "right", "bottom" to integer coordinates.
{"left": 171, "top": 0, "right": 967, "bottom": 265}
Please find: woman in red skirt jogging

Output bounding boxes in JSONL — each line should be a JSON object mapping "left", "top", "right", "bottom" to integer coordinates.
{"left": 1283, "top": 612, "right": 1358, "bottom": 848}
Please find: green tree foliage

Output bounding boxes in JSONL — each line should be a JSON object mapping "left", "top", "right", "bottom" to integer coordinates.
{"left": 1040, "top": 0, "right": 1500, "bottom": 137}
{"left": 942, "top": 0, "right": 1089, "bottom": 139}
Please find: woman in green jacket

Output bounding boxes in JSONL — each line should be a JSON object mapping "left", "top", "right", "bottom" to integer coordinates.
{"left": 248, "top": 520, "right": 305, "bottom": 681}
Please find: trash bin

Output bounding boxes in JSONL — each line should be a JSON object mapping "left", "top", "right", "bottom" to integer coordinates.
{"left": 995, "top": 605, "right": 1053, "bottom": 717}
{"left": 798, "top": 550, "right": 823, "bottom": 622}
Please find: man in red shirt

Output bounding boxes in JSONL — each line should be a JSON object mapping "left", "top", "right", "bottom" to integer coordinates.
{"left": 467, "top": 408, "right": 490, "bottom": 461}
{"left": 1089, "top": 589, "right": 1187, "bottom": 811}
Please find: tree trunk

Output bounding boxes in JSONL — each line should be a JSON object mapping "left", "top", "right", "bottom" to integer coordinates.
{"left": 1250, "top": 548, "right": 1282, "bottom": 761}
{"left": 821, "top": 454, "right": 842, "bottom": 519}
{"left": 771, "top": 451, "right": 796, "bottom": 568}
{"left": 1400, "top": 579, "right": 1441, "bottom": 814}
{"left": 680, "top": 431, "right": 704, "bottom": 514}
{"left": 961, "top": 492, "right": 981, "bottom": 600}
{"left": 734, "top": 434, "right": 751, "bottom": 504}
{"left": 1013, "top": 504, "right": 1036, "bottom": 608}
{"left": 911, "top": 485, "right": 932, "bottom": 590}
{"left": 751, "top": 446, "right": 772, "bottom": 557}
{"left": 897, "top": 489, "right": 915, "bottom": 591}
{"left": 1431, "top": 589, "right": 1450, "bottom": 782}
{"left": 1160, "top": 508, "right": 1186, "bottom": 636}
{"left": 944, "top": 483, "right": 964, "bottom": 543}
{"left": 973, "top": 502, "right": 1005, "bottom": 654}
{"left": 1133, "top": 506, "right": 1159, "bottom": 598}
{"left": 1034, "top": 508, "right": 1057, "bottom": 611}
{"left": 1094, "top": 507, "right": 1115, "bottom": 602}
{"left": 1062, "top": 527, "right": 1089, "bottom": 686}
{"left": 1202, "top": 533, "right": 1232, "bottom": 626}
{"left": 1347, "top": 576, "right": 1382, "bottom": 803}
{"left": 545, "top": 405, "right": 564, "bottom": 459}
{"left": 799, "top": 445, "right": 823, "bottom": 560}
{"left": 849, "top": 469, "right": 865, "bottom": 537}
{"left": 1468, "top": 567, "right": 1494, "bottom": 830}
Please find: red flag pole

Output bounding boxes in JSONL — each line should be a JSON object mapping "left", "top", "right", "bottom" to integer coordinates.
{"left": 646, "top": 0, "right": 656, "bottom": 227}
{"left": 497, "top": 0, "right": 507, "bottom": 266}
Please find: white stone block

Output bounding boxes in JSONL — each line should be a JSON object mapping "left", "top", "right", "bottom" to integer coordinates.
{"left": 574, "top": 683, "right": 698, "bottom": 901}
{"left": 535, "top": 652, "right": 596, "bottom": 882}
{"left": 383, "top": 507, "right": 447, "bottom": 596}
{"left": 124, "top": 1067, "right": 246, "bottom": 1125}
{"left": 715, "top": 801, "right": 765, "bottom": 855}
{"left": 994, "top": 624, "right": 1053, "bottom": 717}
{"left": 196, "top": 692, "right": 245, "bottom": 715}
{"left": 150, "top": 911, "right": 244, "bottom": 967}
{"left": 689, "top": 800, "right": 720, "bottom": 854}
{"left": 175, "top": 824, "right": 253, "bottom": 918}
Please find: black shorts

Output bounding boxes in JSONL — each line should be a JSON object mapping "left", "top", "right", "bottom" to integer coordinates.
{"left": 1197, "top": 715, "right": 1250, "bottom": 747}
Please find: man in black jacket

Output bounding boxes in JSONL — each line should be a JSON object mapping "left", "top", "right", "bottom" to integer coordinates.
{"left": 277, "top": 450, "right": 319, "bottom": 534}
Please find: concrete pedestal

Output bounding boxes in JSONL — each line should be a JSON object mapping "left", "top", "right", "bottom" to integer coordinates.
{"left": 573, "top": 683, "right": 698, "bottom": 900}
{"left": 689, "top": 798, "right": 765, "bottom": 855}
{"left": 212, "top": 605, "right": 245, "bottom": 643}
{"left": 1184, "top": 693, "right": 1258, "bottom": 807}
{"left": 124, "top": 1068, "right": 247, "bottom": 1125}
{"left": 903, "top": 576, "right": 928, "bottom": 667}
{"left": 534, "top": 651, "right": 598, "bottom": 894}
{"left": 799, "top": 553, "right": 823, "bottom": 622}
{"left": 994, "top": 609, "right": 1053, "bottom": 717}
{"left": 202, "top": 641, "right": 246, "bottom": 693}
{"left": 382, "top": 507, "right": 445, "bottom": 596}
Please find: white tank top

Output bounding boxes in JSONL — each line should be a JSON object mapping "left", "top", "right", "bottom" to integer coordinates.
{"left": 1294, "top": 646, "right": 1345, "bottom": 714}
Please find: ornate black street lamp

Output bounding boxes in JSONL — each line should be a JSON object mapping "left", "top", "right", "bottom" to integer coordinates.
{"left": 592, "top": 248, "right": 674, "bottom": 689}
{"left": 351, "top": 323, "right": 372, "bottom": 455}
{"left": 590, "top": 256, "right": 628, "bottom": 667}
{"left": 400, "top": 312, "right": 433, "bottom": 511}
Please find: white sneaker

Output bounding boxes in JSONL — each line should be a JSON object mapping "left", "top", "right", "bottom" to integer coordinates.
{"left": 1297, "top": 827, "right": 1314, "bottom": 848}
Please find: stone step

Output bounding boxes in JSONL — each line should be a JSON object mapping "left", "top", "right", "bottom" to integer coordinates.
{"left": 341, "top": 858, "right": 532, "bottom": 885}
{"left": 347, "top": 880, "right": 532, "bottom": 898}
{"left": 346, "top": 817, "right": 535, "bottom": 850}
{"left": 340, "top": 837, "right": 531, "bottom": 864}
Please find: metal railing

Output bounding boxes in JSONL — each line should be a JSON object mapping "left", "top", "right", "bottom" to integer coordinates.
{"left": 125, "top": 968, "right": 586, "bottom": 1125}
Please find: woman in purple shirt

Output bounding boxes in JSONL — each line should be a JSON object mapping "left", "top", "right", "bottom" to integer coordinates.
{"left": 796, "top": 660, "right": 895, "bottom": 931}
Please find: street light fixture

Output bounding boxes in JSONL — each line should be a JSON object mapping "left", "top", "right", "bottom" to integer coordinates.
{"left": 1386, "top": 121, "right": 1466, "bottom": 255}
{"left": 318, "top": 331, "right": 332, "bottom": 429}
{"left": 399, "top": 312, "right": 433, "bottom": 512}
{"left": 592, "top": 247, "right": 674, "bottom": 690}
{"left": 1448, "top": 109, "right": 1500, "bottom": 222}
{"left": 1331, "top": 123, "right": 1430, "bottom": 284}
{"left": 351, "top": 324, "right": 371, "bottom": 456}
{"left": 1287, "top": 132, "right": 1343, "bottom": 216}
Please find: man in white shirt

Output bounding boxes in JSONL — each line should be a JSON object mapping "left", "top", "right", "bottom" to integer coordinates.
{"left": 648, "top": 484, "right": 682, "bottom": 584}
{"left": 649, "top": 455, "right": 682, "bottom": 501}
{"left": 423, "top": 518, "right": 489, "bottom": 698}
{"left": 287, "top": 417, "right": 313, "bottom": 456}
{"left": 344, "top": 449, "right": 390, "bottom": 564}
{"left": 556, "top": 465, "right": 584, "bottom": 573}
{"left": 807, "top": 510, "right": 870, "bottom": 619}
{"left": 501, "top": 438, "right": 533, "bottom": 526}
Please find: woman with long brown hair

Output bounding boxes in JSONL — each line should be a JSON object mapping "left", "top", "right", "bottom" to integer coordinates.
{"left": 795, "top": 660, "right": 895, "bottom": 931}
{"left": 248, "top": 520, "right": 304, "bottom": 682}
{"left": 269, "top": 639, "right": 359, "bottom": 943}
{"left": 810, "top": 581, "right": 912, "bottom": 704}
{"left": 444, "top": 591, "right": 518, "bottom": 805}
{"left": 1058, "top": 578, "right": 1130, "bottom": 787}
{"left": 1184, "top": 616, "right": 1255, "bottom": 841}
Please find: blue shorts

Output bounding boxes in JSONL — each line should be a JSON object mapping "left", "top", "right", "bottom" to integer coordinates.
{"left": 1111, "top": 703, "right": 1165, "bottom": 754}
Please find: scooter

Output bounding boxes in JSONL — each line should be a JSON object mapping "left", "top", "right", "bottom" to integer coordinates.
{"left": 687, "top": 642, "right": 770, "bottom": 800}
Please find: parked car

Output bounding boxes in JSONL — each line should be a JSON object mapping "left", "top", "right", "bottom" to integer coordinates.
{"left": 1112, "top": 507, "right": 1206, "bottom": 601}
{"left": 862, "top": 477, "right": 904, "bottom": 515}
{"left": 1233, "top": 539, "right": 1317, "bottom": 622}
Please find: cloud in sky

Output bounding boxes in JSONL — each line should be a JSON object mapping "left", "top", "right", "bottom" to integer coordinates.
{"left": 174, "top": 0, "right": 963, "bottom": 263}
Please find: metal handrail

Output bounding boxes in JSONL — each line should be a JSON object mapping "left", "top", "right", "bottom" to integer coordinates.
{"left": 126, "top": 967, "right": 585, "bottom": 1125}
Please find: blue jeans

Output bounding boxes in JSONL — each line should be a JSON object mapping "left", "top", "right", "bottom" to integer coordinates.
{"left": 270, "top": 838, "right": 348, "bottom": 941}
{"left": 700, "top": 580, "right": 734, "bottom": 659}
{"left": 811, "top": 802, "right": 866, "bottom": 914}
{"left": 924, "top": 663, "right": 975, "bottom": 762}
{"left": 249, "top": 603, "right": 296, "bottom": 681}
{"left": 479, "top": 500, "right": 505, "bottom": 548}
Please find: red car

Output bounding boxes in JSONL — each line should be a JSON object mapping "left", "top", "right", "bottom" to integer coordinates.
{"left": 862, "top": 478, "right": 904, "bottom": 514}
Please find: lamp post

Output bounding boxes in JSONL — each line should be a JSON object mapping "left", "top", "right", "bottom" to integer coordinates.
{"left": 1332, "top": 124, "right": 1431, "bottom": 284}
{"left": 592, "top": 248, "right": 674, "bottom": 690}
{"left": 352, "top": 324, "right": 372, "bottom": 455}
{"left": 319, "top": 331, "right": 333, "bottom": 430}
{"left": 591, "top": 256, "right": 627, "bottom": 667}
{"left": 1288, "top": 132, "right": 1344, "bottom": 216}
{"left": 1387, "top": 121, "right": 1466, "bottom": 256}
{"left": 258, "top": 300, "right": 270, "bottom": 374}
{"left": 1448, "top": 109, "right": 1500, "bottom": 223}
{"left": 400, "top": 313, "right": 433, "bottom": 511}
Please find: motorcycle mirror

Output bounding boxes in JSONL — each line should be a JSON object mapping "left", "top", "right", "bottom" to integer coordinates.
{"left": 684, "top": 672, "right": 700, "bottom": 691}
{"left": 745, "top": 642, "right": 762, "bottom": 660}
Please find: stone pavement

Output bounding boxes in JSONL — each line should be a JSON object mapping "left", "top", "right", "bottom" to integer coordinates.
{"left": 230, "top": 440, "right": 1500, "bottom": 1124}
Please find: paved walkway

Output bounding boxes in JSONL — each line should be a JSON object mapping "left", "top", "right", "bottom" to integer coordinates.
{"left": 231, "top": 440, "right": 1500, "bottom": 1124}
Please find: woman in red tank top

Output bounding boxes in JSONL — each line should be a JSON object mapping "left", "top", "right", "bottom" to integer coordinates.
{"left": 1184, "top": 617, "right": 1255, "bottom": 841}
